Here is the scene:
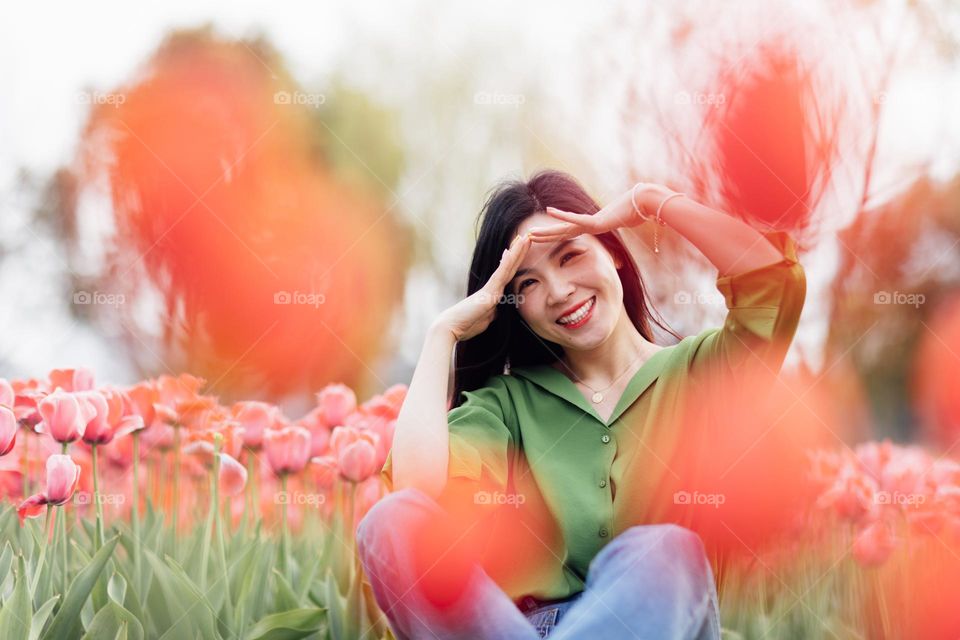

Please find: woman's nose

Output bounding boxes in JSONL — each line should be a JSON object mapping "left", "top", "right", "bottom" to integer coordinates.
{"left": 545, "top": 278, "right": 576, "bottom": 307}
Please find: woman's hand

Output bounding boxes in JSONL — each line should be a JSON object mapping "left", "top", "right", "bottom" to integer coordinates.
{"left": 528, "top": 182, "right": 677, "bottom": 242}
{"left": 434, "top": 232, "right": 534, "bottom": 342}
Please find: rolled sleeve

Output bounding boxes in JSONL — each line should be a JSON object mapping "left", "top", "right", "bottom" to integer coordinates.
{"left": 691, "top": 230, "right": 806, "bottom": 380}
{"left": 379, "top": 376, "right": 516, "bottom": 493}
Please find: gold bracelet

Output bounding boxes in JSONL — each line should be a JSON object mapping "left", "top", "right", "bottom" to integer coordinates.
{"left": 652, "top": 192, "right": 684, "bottom": 254}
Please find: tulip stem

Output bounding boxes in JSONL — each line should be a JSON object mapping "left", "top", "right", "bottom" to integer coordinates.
{"left": 172, "top": 425, "right": 181, "bottom": 556}
{"left": 92, "top": 444, "right": 104, "bottom": 549}
{"left": 59, "top": 441, "right": 69, "bottom": 596}
{"left": 212, "top": 447, "right": 234, "bottom": 620}
{"left": 30, "top": 504, "right": 54, "bottom": 595}
{"left": 132, "top": 431, "right": 142, "bottom": 595}
{"left": 280, "top": 473, "right": 290, "bottom": 575}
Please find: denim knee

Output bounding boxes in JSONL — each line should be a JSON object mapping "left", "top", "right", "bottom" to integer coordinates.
{"left": 612, "top": 523, "right": 706, "bottom": 557}
{"left": 590, "top": 523, "right": 710, "bottom": 581}
{"left": 356, "top": 487, "right": 439, "bottom": 555}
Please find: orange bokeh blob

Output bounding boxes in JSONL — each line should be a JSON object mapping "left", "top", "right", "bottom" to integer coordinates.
{"left": 78, "top": 30, "right": 409, "bottom": 400}
{"left": 912, "top": 293, "right": 960, "bottom": 452}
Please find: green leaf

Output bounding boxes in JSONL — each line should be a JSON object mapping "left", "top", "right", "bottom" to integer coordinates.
{"left": 0, "top": 542, "right": 14, "bottom": 585}
{"left": 0, "top": 555, "right": 33, "bottom": 640}
{"left": 28, "top": 595, "right": 59, "bottom": 640}
{"left": 272, "top": 569, "right": 301, "bottom": 611}
{"left": 80, "top": 601, "right": 144, "bottom": 640}
{"left": 145, "top": 551, "right": 219, "bottom": 640}
{"left": 108, "top": 572, "right": 127, "bottom": 605}
{"left": 242, "top": 607, "right": 327, "bottom": 640}
{"left": 40, "top": 534, "right": 120, "bottom": 640}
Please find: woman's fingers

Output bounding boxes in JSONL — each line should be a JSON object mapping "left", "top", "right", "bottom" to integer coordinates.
{"left": 488, "top": 232, "right": 531, "bottom": 295}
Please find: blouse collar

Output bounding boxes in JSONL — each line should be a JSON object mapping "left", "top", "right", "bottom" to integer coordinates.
{"left": 510, "top": 345, "right": 675, "bottom": 427}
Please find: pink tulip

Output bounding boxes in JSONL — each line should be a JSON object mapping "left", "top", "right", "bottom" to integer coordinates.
{"left": 316, "top": 384, "right": 357, "bottom": 426}
{"left": 337, "top": 437, "right": 379, "bottom": 483}
{"left": 48, "top": 368, "right": 95, "bottom": 393}
{"left": 0, "top": 378, "right": 13, "bottom": 408}
{"left": 38, "top": 389, "right": 86, "bottom": 443}
{"left": 232, "top": 401, "right": 281, "bottom": 449}
{"left": 183, "top": 441, "right": 248, "bottom": 497}
{"left": 219, "top": 453, "right": 248, "bottom": 497}
{"left": 80, "top": 388, "right": 144, "bottom": 445}
{"left": 852, "top": 520, "right": 897, "bottom": 567}
{"left": 17, "top": 454, "right": 82, "bottom": 525}
{"left": 310, "top": 455, "right": 338, "bottom": 489}
{"left": 263, "top": 426, "right": 311, "bottom": 475}
{"left": 0, "top": 406, "right": 16, "bottom": 456}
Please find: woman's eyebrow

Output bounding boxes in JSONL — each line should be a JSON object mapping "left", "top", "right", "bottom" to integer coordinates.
{"left": 511, "top": 239, "right": 576, "bottom": 281}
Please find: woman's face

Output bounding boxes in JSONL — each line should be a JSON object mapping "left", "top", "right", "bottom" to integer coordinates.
{"left": 508, "top": 213, "right": 625, "bottom": 350}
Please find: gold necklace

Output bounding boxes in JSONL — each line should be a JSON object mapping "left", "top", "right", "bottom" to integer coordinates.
{"left": 563, "top": 348, "right": 650, "bottom": 404}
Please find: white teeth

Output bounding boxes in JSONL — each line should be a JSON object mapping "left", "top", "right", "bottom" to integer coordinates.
{"left": 558, "top": 297, "right": 595, "bottom": 325}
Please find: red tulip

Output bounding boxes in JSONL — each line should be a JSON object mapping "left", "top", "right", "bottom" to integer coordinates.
{"left": 38, "top": 389, "right": 86, "bottom": 443}
{"left": 17, "top": 454, "right": 82, "bottom": 525}
{"left": 0, "top": 406, "right": 16, "bottom": 456}
{"left": 263, "top": 426, "right": 311, "bottom": 475}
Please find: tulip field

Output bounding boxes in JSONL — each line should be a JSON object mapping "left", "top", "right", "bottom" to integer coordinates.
{"left": 1, "top": 369, "right": 959, "bottom": 639}
{"left": 1, "top": 370, "right": 394, "bottom": 639}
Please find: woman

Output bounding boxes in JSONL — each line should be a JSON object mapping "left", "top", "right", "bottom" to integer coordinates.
{"left": 357, "top": 170, "right": 806, "bottom": 639}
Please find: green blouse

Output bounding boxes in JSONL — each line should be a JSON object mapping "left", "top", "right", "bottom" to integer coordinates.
{"left": 379, "top": 230, "right": 806, "bottom": 602}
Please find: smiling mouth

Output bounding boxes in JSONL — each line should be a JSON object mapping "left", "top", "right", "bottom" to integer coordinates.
{"left": 556, "top": 296, "right": 596, "bottom": 326}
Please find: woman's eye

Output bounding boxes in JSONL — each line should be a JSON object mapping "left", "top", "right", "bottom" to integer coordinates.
{"left": 560, "top": 251, "right": 581, "bottom": 265}
{"left": 518, "top": 279, "right": 535, "bottom": 292}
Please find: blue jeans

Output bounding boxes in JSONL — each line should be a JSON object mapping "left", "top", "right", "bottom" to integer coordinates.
{"left": 356, "top": 487, "right": 722, "bottom": 639}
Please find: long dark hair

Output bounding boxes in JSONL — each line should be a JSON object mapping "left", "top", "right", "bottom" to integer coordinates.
{"left": 451, "top": 169, "right": 683, "bottom": 408}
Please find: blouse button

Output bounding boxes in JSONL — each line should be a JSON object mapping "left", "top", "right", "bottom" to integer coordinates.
{"left": 601, "top": 434, "right": 611, "bottom": 444}
{"left": 599, "top": 527, "right": 609, "bottom": 538}
{"left": 599, "top": 479, "right": 607, "bottom": 488}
